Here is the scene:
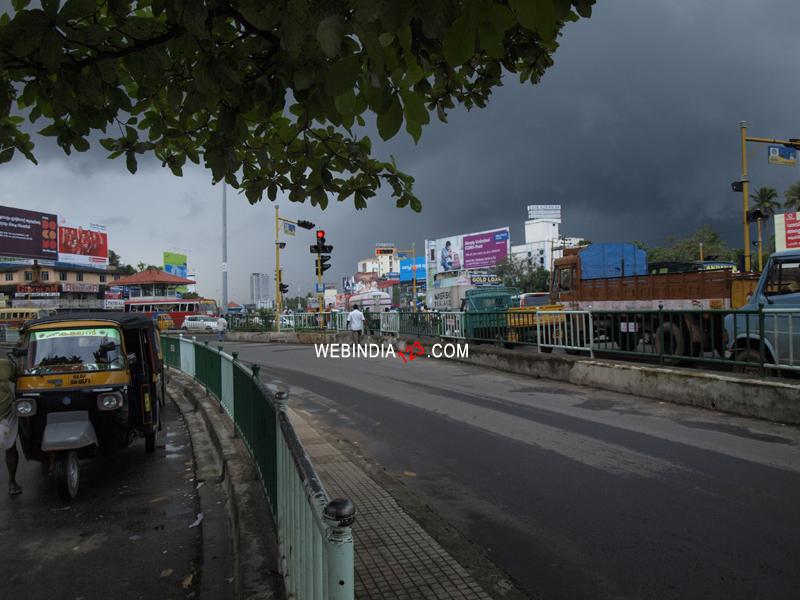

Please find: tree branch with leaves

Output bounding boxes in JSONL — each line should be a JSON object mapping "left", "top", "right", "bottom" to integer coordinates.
{"left": 0, "top": 0, "right": 595, "bottom": 211}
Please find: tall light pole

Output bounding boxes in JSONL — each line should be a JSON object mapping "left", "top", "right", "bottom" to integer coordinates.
{"left": 222, "top": 183, "right": 228, "bottom": 313}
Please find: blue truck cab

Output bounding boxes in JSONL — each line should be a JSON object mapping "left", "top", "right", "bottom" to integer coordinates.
{"left": 724, "top": 250, "right": 800, "bottom": 368}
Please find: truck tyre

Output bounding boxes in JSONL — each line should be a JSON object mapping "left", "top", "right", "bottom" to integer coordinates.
{"left": 55, "top": 450, "right": 80, "bottom": 501}
{"left": 654, "top": 323, "right": 685, "bottom": 364}
{"left": 733, "top": 347, "right": 776, "bottom": 377}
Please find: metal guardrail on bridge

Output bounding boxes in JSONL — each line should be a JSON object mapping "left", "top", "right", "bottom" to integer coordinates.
{"left": 161, "top": 334, "right": 356, "bottom": 600}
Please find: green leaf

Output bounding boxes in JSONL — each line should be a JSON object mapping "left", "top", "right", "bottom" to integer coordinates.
{"left": 59, "top": 0, "right": 98, "bottom": 21}
{"left": 509, "top": 0, "right": 556, "bottom": 39}
{"left": 294, "top": 68, "right": 315, "bottom": 91}
{"left": 399, "top": 89, "right": 429, "bottom": 126}
{"left": 378, "top": 32, "right": 394, "bottom": 47}
{"left": 0, "top": 148, "right": 14, "bottom": 164}
{"left": 317, "top": 15, "right": 344, "bottom": 58}
{"left": 478, "top": 22, "right": 504, "bottom": 59}
{"left": 325, "top": 54, "right": 360, "bottom": 97}
{"left": 334, "top": 90, "right": 356, "bottom": 116}
{"left": 376, "top": 95, "right": 403, "bottom": 141}
{"left": 410, "top": 196, "right": 422, "bottom": 212}
{"left": 126, "top": 151, "right": 138, "bottom": 174}
{"left": 487, "top": 4, "right": 517, "bottom": 32}
{"left": 39, "top": 30, "right": 63, "bottom": 72}
{"left": 443, "top": 17, "right": 475, "bottom": 65}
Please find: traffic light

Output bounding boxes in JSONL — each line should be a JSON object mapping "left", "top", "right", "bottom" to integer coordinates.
{"left": 280, "top": 283, "right": 289, "bottom": 294}
{"left": 297, "top": 220, "right": 315, "bottom": 230}
{"left": 316, "top": 255, "right": 332, "bottom": 277}
{"left": 310, "top": 230, "right": 333, "bottom": 254}
{"left": 731, "top": 180, "right": 744, "bottom": 192}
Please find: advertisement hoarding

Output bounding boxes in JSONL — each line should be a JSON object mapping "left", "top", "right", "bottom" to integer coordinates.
{"left": 429, "top": 227, "right": 510, "bottom": 275}
{"left": 164, "top": 251, "right": 188, "bottom": 292}
{"left": 0, "top": 206, "right": 58, "bottom": 260}
{"left": 775, "top": 212, "right": 800, "bottom": 251}
{"left": 58, "top": 217, "right": 109, "bottom": 266}
{"left": 399, "top": 256, "right": 427, "bottom": 282}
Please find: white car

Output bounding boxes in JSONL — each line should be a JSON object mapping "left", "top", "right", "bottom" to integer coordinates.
{"left": 183, "top": 315, "right": 224, "bottom": 332}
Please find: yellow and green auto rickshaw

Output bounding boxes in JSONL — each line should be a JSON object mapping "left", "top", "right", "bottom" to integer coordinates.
{"left": 11, "top": 313, "right": 164, "bottom": 500}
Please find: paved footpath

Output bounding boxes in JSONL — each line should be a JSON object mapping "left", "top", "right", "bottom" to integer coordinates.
{"left": 290, "top": 406, "right": 495, "bottom": 600}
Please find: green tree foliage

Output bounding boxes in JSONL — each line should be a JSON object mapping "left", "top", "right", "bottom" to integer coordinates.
{"left": 495, "top": 255, "right": 550, "bottom": 292}
{"left": 785, "top": 181, "right": 800, "bottom": 212}
{"left": 109, "top": 248, "right": 135, "bottom": 274}
{"left": 0, "top": 0, "right": 594, "bottom": 211}
{"left": 751, "top": 186, "right": 780, "bottom": 218}
{"left": 637, "top": 226, "right": 739, "bottom": 263}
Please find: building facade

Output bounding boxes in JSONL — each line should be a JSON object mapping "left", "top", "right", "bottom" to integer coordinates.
{"left": 250, "top": 272, "right": 270, "bottom": 305}
{"left": 0, "top": 260, "right": 122, "bottom": 308}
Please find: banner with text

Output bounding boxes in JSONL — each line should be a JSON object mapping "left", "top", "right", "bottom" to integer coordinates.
{"left": 0, "top": 206, "right": 58, "bottom": 260}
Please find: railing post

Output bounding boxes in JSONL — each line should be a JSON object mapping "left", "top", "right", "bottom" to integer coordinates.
{"left": 588, "top": 312, "right": 595, "bottom": 359}
{"left": 658, "top": 304, "right": 664, "bottom": 366}
{"left": 323, "top": 498, "right": 356, "bottom": 600}
{"left": 758, "top": 303, "right": 766, "bottom": 376}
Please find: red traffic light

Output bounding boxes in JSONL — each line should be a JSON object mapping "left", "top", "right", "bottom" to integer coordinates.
{"left": 316, "top": 230, "right": 325, "bottom": 240}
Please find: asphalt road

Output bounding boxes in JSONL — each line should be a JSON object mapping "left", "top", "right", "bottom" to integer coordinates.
{"left": 221, "top": 339, "right": 800, "bottom": 600}
{"left": 0, "top": 397, "right": 202, "bottom": 599}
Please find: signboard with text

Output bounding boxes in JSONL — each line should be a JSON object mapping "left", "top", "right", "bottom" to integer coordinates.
{"left": 399, "top": 256, "right": 427, "bottom": 282}
{"left": 775, "top": 211, "right": 800, "bottom": 251}
{"left": 0, "top": 206, "right": 58, "bottom": 260}
{"left": 768, "top": 145, "right": 798, "bottom": 166}
{"left": 429, "top": 226, "right": 510, "bottom": 275}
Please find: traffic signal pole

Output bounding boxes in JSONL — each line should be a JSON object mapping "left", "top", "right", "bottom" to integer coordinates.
{"left": 738, "top": 121, "right": 800, "bottom": 272}
{"left": 275, "top": 205, "right": 281, "bottom": 330}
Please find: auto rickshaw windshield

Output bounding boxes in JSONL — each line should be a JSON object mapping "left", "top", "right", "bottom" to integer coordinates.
{"left": 24, "top": 327, "right": 125, "bottom": 374}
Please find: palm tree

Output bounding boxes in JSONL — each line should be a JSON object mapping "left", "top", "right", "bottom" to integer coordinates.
{"left": 750, "top": 187, "right": 780, "bottom": 269}
{"left": 785, "top": 181, "right": 800, "bottom": 213}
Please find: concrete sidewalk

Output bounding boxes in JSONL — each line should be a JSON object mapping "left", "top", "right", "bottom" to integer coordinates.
{"left": 288, "top": 407, "right": 495, "bottom": 600}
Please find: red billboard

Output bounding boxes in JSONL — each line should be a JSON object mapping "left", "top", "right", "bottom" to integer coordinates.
{"left": 0, "top": 206, "right": 58, "bottom": 260}
{"left": 57, "top": 217, "right": 109, "bottom": 267}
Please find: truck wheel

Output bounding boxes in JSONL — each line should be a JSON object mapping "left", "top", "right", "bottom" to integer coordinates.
{"left": 54, "top": 450, "right": 80, "bottom": 501}
{"left": 733, "top": 348, "right": 776, "bottom": 377}
{"left": 654, "top": 323, "right": 685, "bottom": 365}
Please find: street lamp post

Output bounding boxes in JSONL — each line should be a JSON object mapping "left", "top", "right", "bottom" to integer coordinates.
{"left": 396, "top": 243, "right": 416, "bottom": 311}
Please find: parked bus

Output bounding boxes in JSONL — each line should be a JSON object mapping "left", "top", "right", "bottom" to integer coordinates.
{"left": 123, "top": 297, "right": 218, "bottom": 327}
{"left": 0, "top": 307, "right": 58, "bottom": 329}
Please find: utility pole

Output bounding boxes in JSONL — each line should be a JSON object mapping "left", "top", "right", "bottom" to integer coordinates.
{"left": 222, "top": 183, "right": 228, "bottom": 313}
{"left": 396, "top": 244, "right": 417, "bottom": 311}
{"left": 275, "top": 205, "right": 281, "bottom": 328}
{"left": 737, "top": 122, "right": 800, "bottom": 271}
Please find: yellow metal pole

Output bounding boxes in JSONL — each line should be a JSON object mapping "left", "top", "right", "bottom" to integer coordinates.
{"left": 699, "top": 242, "right": 704, "bottom": 262}
{"left": 275, "top": 205, "right": 281, "bottom": 331}
{"left": 758, "top": 218, "right": 763, "bottom": 271}
{"left": 740, "top": 121, "right": 751, "bottom": 272}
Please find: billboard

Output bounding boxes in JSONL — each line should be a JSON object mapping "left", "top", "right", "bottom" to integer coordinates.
{"left": 58, "top": 217, "right": 109, "bottom": 266}
{"left": 775, "top": 212, "right": 800, "bottom": 251}
{"left": 163, "top": 251, "right": 188, "bottom": 278}
{"left": 0, "top": 206, "right": 58, "bottom": 260}
{"left": 399, "top": 256, "right": 427, "bottom": 282}
{"left": 430, "top": 227, "right": 510, "bottom": 275}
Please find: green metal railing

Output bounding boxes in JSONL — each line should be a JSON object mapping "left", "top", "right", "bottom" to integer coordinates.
{"left": 162, "top": 334, "right": 356, "bottom": 599}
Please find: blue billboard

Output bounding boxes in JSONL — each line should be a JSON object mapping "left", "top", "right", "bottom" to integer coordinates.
{"left": 400, "top": 256, "right": 427, "bottom": 282}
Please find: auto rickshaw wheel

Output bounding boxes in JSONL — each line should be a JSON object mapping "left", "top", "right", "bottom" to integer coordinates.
{"left": 54, "top": 450, "right": 80, "bottom": 501}
{"left": 145, "top": 433, "right": 156, "bottom": 453}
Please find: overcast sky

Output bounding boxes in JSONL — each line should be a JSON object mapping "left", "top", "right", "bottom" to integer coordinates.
{"left": 4, "top": 0, "right": 800, "bottom": 302}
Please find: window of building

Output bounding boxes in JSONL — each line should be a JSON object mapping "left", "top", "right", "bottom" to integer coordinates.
{"left": 40, "top": 271, "right": 50, "bottom": 281}
{"left": 100, "top": 274, "right": 107, "bottom": 283}
{"left": 76, "top": 272, "right": 84, "bottom": 282}
{"left": 24, "top": 271, "right": 33, "bottom": 281}
{"left": 114, "top": 274, "right": 120, "bottom": 280}
{"left": 59, "top": 272, "right": 67, "bottom": 281}
{"left": 4, "top": 273, "right": 11, "bottom": 281}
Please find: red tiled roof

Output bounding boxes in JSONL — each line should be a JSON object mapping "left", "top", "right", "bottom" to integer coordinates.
{"left": 112, "top": 267, "right": 195, "bottom": 286}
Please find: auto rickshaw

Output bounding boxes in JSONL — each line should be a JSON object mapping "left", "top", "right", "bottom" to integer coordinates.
{"left": 11, "top": 313, "right": 164, "bottom": 500}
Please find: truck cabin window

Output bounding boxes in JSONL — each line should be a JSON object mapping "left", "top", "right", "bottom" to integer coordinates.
{"left": 764, "top": 261, "right": 800, "bottom": 296}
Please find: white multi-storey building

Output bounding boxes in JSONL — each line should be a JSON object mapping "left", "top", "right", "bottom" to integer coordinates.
{"left": 250, "top": 272, "right": 270, "bottom": 305}
{"left": 510, "top": 205, "right": 584, "bottom": 271}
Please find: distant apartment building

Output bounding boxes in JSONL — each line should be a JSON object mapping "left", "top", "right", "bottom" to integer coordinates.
{"left": 0, "top": 260, "right": 121, "bottom": 308}
{"left": 250, "top": 272, "right": 270, "bottom": 305}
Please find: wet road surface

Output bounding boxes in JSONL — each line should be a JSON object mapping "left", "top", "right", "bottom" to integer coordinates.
{"left": 0, "top": 398, "right": 202, "bottom": 599}
{"left": 222, "top": 340, "right": 800, "bottom": 600}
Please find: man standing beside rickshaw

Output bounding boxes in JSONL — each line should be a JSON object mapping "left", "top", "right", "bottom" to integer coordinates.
{"left": 0, "top": 357, "right": 21, "bottom": 496}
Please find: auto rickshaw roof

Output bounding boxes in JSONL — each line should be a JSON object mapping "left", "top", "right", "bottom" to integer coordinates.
{"left": 22, "top": 312, "right": 155, "bottom": 332}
